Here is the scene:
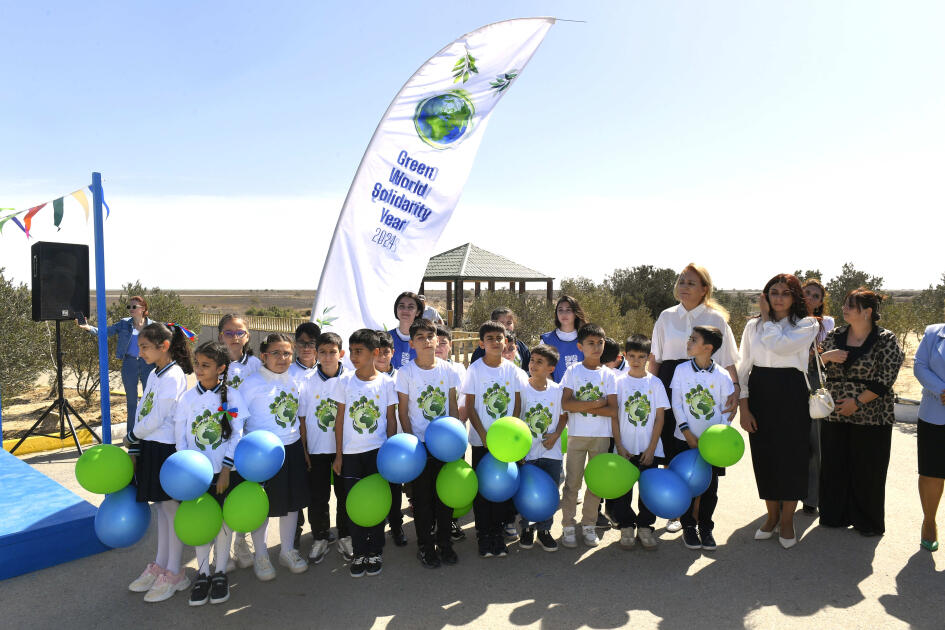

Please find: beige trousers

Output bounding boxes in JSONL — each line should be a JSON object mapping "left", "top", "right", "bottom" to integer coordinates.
{"left": 560, "top": 435, "right": 611, "bottom": 527}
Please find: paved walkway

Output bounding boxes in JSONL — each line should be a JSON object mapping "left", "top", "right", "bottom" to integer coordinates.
{"left": 4, "top": 422, "right": 944, "bottom": 629}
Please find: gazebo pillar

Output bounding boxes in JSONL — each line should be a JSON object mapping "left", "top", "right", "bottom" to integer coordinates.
{"left": 419, "top": 281, "right": 425, "bottom": 295}
{"left": 454, "top": 278, "right": 463, "bottom": 329}
{"left": 519, "top": 281, "right": 526, "bottom": 295}
{"left": 445, "top": 281, "right": 452, "bottom": 319}
{"left": 474, "top": 281, "right": 481, "bottom": 297}
{"left": 546, "top": 280, "right": 553, "bottom": 301}
{"left": 488, "top": 280, "right": 495, "bottom": 291}
{"left": 509, "top": 281, "right": 515, "bottom": 292}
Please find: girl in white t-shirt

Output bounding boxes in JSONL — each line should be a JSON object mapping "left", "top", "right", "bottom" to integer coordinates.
{"left": 124, "top": 323, "right": 192, "bottom": 603}
{"left": 175, "top": 341, "right": 246, "bottom": 606}
{"left": 240, "top": 333, "right": 308, "bottom": 579}
{"left": 217, "top": 314, "right": 261, "bottom": 391}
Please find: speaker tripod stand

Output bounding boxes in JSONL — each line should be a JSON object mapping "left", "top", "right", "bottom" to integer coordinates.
{"left": 10, "top": 320, "right": 102, "bottom": 455}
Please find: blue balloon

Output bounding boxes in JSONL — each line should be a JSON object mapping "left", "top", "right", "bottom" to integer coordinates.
{"left": 234, "top": 430, "right": 286, "bottom": 482}
{"left": 378, "top": 433, "right": 427, "bottom": 483}
{"left": 475, "top": 452, "right": 520, "bottom": 502}
{"left": 639, "top": 468, "right": 692, "bottom": 520}
{"left": 94, "top": 485, "right": 152, "bottom": 548}
{"left": 159, "top": 450, "right": 213, "bottom": 501}
{"left": 424, "top": 417, "right": 468, "bottom": 463}
{"left": 513, "top": 464, "right": 560, "bottom": 524}
{"left": 669, "top": 448, "right": 713, "bottom": 498}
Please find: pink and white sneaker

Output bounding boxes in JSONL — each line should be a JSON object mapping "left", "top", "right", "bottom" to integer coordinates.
{"left": 128, "top": 563, "right": 164, "bottom": 593}
{"left": 143, "top": 569, "right": 191, "bottom": 603}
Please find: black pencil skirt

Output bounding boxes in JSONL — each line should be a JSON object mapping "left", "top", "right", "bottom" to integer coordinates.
{"left": 747, "top": 367, "right": 810, "bottom": 501}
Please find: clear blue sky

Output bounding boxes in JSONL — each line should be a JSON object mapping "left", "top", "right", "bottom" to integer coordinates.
{"left": 1, "top": 1, "right": 942, "bottom": 291}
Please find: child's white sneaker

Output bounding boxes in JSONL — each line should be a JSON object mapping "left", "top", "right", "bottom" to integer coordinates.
{"left": 234, "top": 534, "right": 254, "bottom": 569}
{"left": 253, "top": 554, "right": 276, "bottom": 581}
{"left": 620, "top": 526, "right": 637, "bottom": 549}
{"left": 128, "top": 562, "right": 163, "bottom": 592}
{"left": 637, "top": 527, "right": 659, "bottom": 550}
{"left": 278, "top": 549, "right": 308, "bottom": 574}
{"left": 337, "top": 536, "right": 354, "bottom": 561}
{"left": 561, "top": 526, "right": 577, "bottom": 548}
{"left": 309, "top": 539, "right": 329, "bottom": 564}
{"left": 143, "top": 569, "right": 190, "bottom": 603}
{"left": 582, "top": 525, "right": 600, "bottom": 547}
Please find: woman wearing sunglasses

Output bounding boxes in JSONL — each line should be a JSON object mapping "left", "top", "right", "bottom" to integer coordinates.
{"left": 78, "top": 295, "right": 154, "bottom": 433}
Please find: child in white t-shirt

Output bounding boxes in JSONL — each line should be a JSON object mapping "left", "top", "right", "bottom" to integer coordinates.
{"left": 462, "top": 320, "right": 521, "bottom": 558}
{"left": 602, "top": 336, "right": 629, "bottom": 376}
{"left": 560, "top": 323, "right": 617, "bottom": 549}
{"left": 297, "top": 332, "right": 348, "bottom": 563}
{"left": 395, "top": 319, "right": 461, "bottom": 568}
{"left": 670, "top": 325, "right": 735, "bottom": 552}
{"left": 331, "top": 329, "right": 397, "bottom": 578}
{"left": 517, "top": 344, "right": 566, "bottom": 552}
{"left": 611, "top": 334, "right": 669, "bottom": 551}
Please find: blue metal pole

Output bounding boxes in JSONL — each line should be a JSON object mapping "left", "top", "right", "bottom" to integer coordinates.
{"left": 91, "top": 172, "right": 111, "bottom": 444}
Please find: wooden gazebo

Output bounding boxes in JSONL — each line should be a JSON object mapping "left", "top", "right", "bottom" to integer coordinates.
{"left": 419, "top": 243, "right": 554, "bottom": 327}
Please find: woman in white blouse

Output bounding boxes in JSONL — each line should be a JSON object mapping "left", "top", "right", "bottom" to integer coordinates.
{"left": 738, "top": 274, "right": 819, "bottom": 549}
{"left": 800, "top": 279, "right": 835, "bottom": 515}
{"left": 650, "top": 264, "right": 740, "bottom": 455}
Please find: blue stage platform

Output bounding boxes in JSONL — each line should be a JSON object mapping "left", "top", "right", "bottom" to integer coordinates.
{"left": 0, "top": 450, "right": 108, "bottom": 580}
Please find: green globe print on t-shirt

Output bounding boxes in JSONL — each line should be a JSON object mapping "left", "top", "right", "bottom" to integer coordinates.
{"left": 624, "top": 391, "right": 652, "bottom": 427}
{"left": 269, "top": 390, "right": 299, "bottom": 428}
{"left": 483, "top": 383, "right": 511, "bottom": 420}
{"left": 575, "top": 382, "right": 603, "bottom": 417}
{"left": 314, "top": 398, "right": 338, "bottom": 432}
{"left": 417, "top": 385, "right": 447, "bottom": 421}
{"left": 350, "top": 396, "right": 381, "bottom": 435}
{"left": 139, "top": 391, "right": 154, "bottom": 419}
{"left": 191, "top": 409, "right": 224, "bottom": 450}
{"left": 523, "top": 403, "right": 553, "bottom": 438}
{"left": 685, "top": 384, "right": 716, "bottom": 421}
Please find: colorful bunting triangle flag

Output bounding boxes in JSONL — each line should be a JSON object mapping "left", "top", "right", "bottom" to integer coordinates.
{"left": 70, "top": 189, "right": 90, "bottom": 221}
{"left": 23, "top": 203, "right": 46, "bottom": 237}
{"left": 53, "top": 197, "right": 64, "bottom": 230}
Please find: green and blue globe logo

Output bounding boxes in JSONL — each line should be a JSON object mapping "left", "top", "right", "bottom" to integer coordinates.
{"left": 413, "top": 90, "right": 475, "bottom": 150}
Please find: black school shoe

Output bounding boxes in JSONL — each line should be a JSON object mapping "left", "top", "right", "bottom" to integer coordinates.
{"left": 520, "top": 526, "right": 535, "bottom": 549}
{"left": 478, "top": 536, "right": 494, "bottom": 558}
{"left": 438, "top": 545, "right": 458, "bottom": 565}
{"left": 450, "top": 520, "right": 466, "bottom": 542}
{"left": 189, "top": 573, "right": 210, "bottom": 607}
{"left": 349, "top": 556, "right": 366, "bottom": 578}
{"left": 418, "top": 547, "right": 441, "bottom": 569}
{"left": 209, "top": 572, "right": 229, "bottom": 604}
{"left": 491, "top": 536, "right": 508, "bottom": 558}
{"left": 366, "top": 554, "right": 383, "bottom": 576}
{"left": 390, "top": 525, "right": 408, "bottom": 547}
{"left": 699, "top": 528, "right": 717, "bottom": 551}
{"left": 537, "top": 530, "right": 558, "bottom": 552}
{"left": 682, "top": 526, "right": 702, "bottom": 550}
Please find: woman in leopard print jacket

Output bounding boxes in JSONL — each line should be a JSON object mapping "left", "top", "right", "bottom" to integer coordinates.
{"left": 818, "top": 288, "right": 904, "bottom": 536}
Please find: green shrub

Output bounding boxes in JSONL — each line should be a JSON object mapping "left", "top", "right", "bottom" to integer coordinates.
{"left": 463, "top": 290, "right": 554, "bottom": 347}
{"left": 0, "top": 268, "right": 49, "bottom": 401}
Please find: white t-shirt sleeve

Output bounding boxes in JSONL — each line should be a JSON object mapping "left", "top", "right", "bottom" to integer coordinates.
{"left": 653, "top": 377, "right": 670, "bottom": 410}
{"left": 395, "top": 367, "right": 410, "bottom": 396}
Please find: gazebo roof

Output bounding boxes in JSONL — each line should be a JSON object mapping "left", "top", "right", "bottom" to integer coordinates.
{"left": 423, "top": 243, "right": 552, "bottom": 282}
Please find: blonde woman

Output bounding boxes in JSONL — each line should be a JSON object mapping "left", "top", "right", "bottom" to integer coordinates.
{"left": 649, "top": 264, "right": 739, "bottom": 531}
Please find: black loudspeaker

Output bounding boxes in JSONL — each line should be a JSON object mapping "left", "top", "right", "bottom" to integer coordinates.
{"left": 31, "top": 241, "right": 90, "bottom": 322}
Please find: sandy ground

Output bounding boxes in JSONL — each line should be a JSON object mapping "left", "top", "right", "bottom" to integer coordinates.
{"left": 3, "top": 416, "right": 945, "bottom": 630}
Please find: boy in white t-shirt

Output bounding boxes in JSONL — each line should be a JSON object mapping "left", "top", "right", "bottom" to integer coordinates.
{"left": 602, "top": 337, "right": 629, "bottom": 375}
{"left": 395, "top": 319, "right": 460, "bottom": 568}
{"left": 297, "top": 332, "right": 348, "bottom": 563}
{"left": 611, "top": 334, "right": 669, "bottom": 550}
{"left": 670, "top": 325, "right": 735, "bottom": 552}
{"left": 560, "top": 323, "right": 617, "bottom": 548}
{"left": 331, "top": 329, "right": 398, "bottom": 578}
{"left": 462, "top": 320, "right": 521, "bottom": 559}
{"left": 518, "top": 344, "right": 566, "bottom": 552}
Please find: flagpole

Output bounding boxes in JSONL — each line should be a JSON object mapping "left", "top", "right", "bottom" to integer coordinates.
{"left": 91, "top": 172, "right": 111, "bottom": 444}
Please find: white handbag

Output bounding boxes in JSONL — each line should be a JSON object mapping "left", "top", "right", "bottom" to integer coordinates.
{"left": 807, "top": 347, "right": 835, "bottom": 419}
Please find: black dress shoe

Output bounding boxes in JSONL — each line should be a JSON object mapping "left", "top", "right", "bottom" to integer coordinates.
{"left": 391, "top": 526, "right": 408, "bottom": 547}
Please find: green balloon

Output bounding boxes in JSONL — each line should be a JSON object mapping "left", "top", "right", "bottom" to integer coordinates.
{"left": 453, "top": 502, "right": 472, "bottom": 518}
{"left": 222, "top": 481, "right": 269, "bottom": 533}
{"left": 584, "top": 453, "right": 640, "bottom": 500}
{"left": 560, "top": 428, "right": 568, "bottom": 454}
{"left": 75, "top": 444, "right": 134, "bottom": 494}
{"left": 436, "top": 460, "right": 478, "bottom": 508}
{"left": 175, "top": 493, "right": 223, "bottom": 546}
{"left": 486, "top": 416, "right": 532, "bottom": 463}
{"left": 698, "top": 424, "right": 745, "bottom": 468}
{"left": 346, "top": 473, "right": 392, "bottom": 527}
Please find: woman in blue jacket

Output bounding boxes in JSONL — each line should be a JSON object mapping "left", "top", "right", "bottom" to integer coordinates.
{"left": 78, "top": 295, "right": 154, "bottom": 432}
{"left": 915, "top": 321, "right": 945, "bottom": 551}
